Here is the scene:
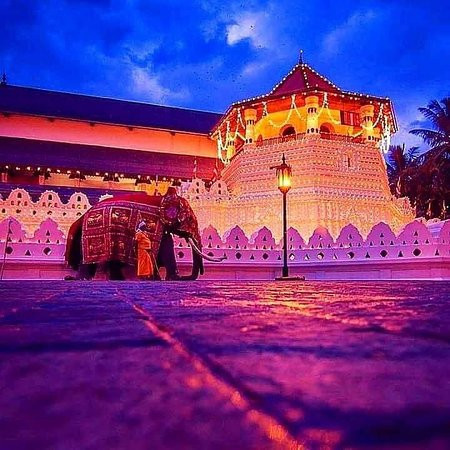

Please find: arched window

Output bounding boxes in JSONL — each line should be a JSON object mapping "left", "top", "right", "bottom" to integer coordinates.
{"left": 320, "top": 124, "right": 332, "bottom": 139}
{"left": 282, "top": 126, "right": 295, "bottom": 137}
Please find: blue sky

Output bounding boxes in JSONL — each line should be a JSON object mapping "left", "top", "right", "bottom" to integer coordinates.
{"left": 1, "top": 0, "right": 449, "bottom": 147}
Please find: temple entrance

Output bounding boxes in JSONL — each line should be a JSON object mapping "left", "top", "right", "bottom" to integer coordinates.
{"left": 320, "top": 124, "right": 334, "bottom": 139}
{"left": 281, "top": 125, "right": 296, "bottom": 142}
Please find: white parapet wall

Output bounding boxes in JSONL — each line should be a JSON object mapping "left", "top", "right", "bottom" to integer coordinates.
{"left": 0, "top": 216, "right": 449, "bottom": 280}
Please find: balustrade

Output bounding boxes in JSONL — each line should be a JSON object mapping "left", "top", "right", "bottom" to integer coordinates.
{"left": 255, "top": 132, "right": 370, "bottom": 148}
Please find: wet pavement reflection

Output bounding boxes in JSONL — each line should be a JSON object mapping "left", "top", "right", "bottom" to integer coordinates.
{"left": 0, "top": 281, "right": 449, "bottom": 449}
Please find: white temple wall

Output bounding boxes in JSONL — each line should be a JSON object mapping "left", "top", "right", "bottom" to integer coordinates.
{"left": 1, "top": 188, "right": 444, "bottom": 281}
{"left": 214, "top": 135, "right": 414, "bottom": 239}
{"left": 0, "top": 212, "right": 448, "bottom": 280}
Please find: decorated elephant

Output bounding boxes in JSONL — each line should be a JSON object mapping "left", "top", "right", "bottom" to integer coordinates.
{"left": 65, "top": 187, "right": 223, "bottom": 280}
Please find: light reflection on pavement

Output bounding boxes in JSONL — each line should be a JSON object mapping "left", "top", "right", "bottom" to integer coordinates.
{"left": 0, "top": 280, "right": 449, "bottom": 449}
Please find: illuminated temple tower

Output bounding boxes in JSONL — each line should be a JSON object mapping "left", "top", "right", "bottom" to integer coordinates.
{"left": 189, "top": 61, "right": 414, "bottom": 239}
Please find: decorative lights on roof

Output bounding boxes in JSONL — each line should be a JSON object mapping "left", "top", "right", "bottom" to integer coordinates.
{"left": 211, "top": 60, "right": 397, "bottom": 136}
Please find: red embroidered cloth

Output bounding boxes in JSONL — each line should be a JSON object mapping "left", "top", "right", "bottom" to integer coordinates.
{"left": 82, "top": 200, "right": 163, "bottom": 265}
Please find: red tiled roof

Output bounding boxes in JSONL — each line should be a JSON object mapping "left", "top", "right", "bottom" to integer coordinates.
{"left": 269, "top": 64, "right": 341, "bottom": 96}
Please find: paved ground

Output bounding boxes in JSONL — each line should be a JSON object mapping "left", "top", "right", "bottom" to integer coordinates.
{"left": 0, "top": 281, "right": 449, "bottom": 450}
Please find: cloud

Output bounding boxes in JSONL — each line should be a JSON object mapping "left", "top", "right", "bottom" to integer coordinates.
{"left": 130, "top": 67, "right": 189, "bottom": 103}
{"left": 322, "top": 10, "right": 377, "bottom": 56}
{"left": 391, "top": 127, "right": 424, "bottom": 151}
{"left": 241, "top": 60, "right": 271, "bottom": 77}
{"left": 226, "top": 11, "right": 272, "bottom": 49}
{"left": 222, "top": 4, "right": 294, "bottom": 82}
{"left": 1, "top": 0, "right": 448, "bottom": 121}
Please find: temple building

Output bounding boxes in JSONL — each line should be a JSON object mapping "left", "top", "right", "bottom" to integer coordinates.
{"left": 0, "top": 60, "right": 414, "bottom": 239}
{"left": 191, "top": 61, "right": 414, "bottom": 238}
{"left": 0, "top": 77, "right": 220, "bottom": 195}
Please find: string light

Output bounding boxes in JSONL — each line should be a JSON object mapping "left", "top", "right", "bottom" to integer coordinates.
{"left": 320, "top": 93, "right": 340, "bottom": 125}
{"left": 379, "top": 114, "right": 391, "bottom": 154}
{"left": 237, "top": 108, "right": 246, "bottom": 129}
{"left": 215, "top": 61, "right": 395, "bottom": 159}
{"left": 217, "top": 122, "right": 231, "bottom": 164}
{"left": 260, "top": 94, "right": 306, "bottom": 130}
{"left": 216, "top": 118, "right": 246, "bottom": 164}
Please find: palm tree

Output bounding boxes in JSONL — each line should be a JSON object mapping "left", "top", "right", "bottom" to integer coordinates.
{"left": 410, "top": 98, "right": 450, "bottom": 158}
{"left": 410, "top": 98, "right": 450, "bottom": 219}
{"left": 386, "top": 144, "right": 419, "bottom": 198}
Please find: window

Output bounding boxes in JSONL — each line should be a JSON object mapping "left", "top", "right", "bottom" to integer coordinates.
{"left": 320, "top": 125, "right": 332, "bottom": 139}
{"left": 282, "top": 126, "right": 295, "bottom": 136}
{"left": 340, "top": 111, "right": 360, "bottom": 126}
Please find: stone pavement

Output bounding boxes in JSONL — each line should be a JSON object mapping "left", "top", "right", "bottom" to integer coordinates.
{"left": 0, "top": 281, "right": 449, "bottom": 450}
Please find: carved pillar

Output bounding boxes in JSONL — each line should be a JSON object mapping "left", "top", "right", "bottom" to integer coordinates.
{"left": 244, "top": 108, "right": 257, "bottom": 144}
{"left": 305, "top": 95, "right": 319, "bottom": 134}
{"left": 360, "top": 104, "right": 374, "bottom": 142}
{"left": 1, "top": 172, "right": 7, "bottom": 183}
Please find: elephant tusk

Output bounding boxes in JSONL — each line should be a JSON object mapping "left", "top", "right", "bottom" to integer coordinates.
{"left": 187, "top": 238, "right": 226, "bottom": 263}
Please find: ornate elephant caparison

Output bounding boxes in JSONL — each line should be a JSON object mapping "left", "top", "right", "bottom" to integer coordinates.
{"left": 65, "top": 188, "right": 224, "bottom": 280}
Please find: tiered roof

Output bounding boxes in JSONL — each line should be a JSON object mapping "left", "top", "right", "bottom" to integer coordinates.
{"left": 233, "top": 63, "right": 391, "bottom": 107}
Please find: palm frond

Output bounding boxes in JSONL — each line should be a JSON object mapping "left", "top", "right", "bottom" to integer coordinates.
{"left": 417, "top": 143, "right": 450, "bottom": 165}
{"left": 410, "top": 129, "right": 445, "bottom": 147}
{"left": 418, "top": 106, "right": 441, "bottom": 125}
{"left": 407, "top": 146, "right": 420, "bottom": 162}
{"left": 443, "top": 97, "right": 450, "bottom": 117}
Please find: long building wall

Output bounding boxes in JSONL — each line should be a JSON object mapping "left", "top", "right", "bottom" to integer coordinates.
{"left": 0, "top": 114, "right": 217, "bottom": 158}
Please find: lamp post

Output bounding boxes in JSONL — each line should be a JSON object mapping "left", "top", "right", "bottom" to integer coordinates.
{"left": 271, "top": 154, "right": 302, "bottom": 280}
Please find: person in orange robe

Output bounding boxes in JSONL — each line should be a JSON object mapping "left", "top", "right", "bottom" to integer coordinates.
{"left": 135, "top": 221, "right": 154, "bottom": 280}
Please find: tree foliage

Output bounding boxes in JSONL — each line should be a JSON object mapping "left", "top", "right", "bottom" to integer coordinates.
{"left": 387, "top": 97, "right": 449, "bottom": 220}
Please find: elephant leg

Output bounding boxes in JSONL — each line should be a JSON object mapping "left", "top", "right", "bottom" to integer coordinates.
{"left": 79, "top": 263, "right": 97, "bottom": 280}
{"left": 107, "top": 260, "right": 125, "bottom": 281}
{"left": 157, "top": 232, "right": 180, "bottom": 280}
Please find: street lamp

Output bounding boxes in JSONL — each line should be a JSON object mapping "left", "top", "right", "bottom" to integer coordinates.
{"left": 271, "top": 154, "right": 302, "bottom": 280}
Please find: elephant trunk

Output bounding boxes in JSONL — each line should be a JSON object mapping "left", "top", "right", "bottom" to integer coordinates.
{"left": 178, "top": 237, "right": 202, "bottom": 280}
{"left": 187, "top": 237, "right": 226, "bottom": 263}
